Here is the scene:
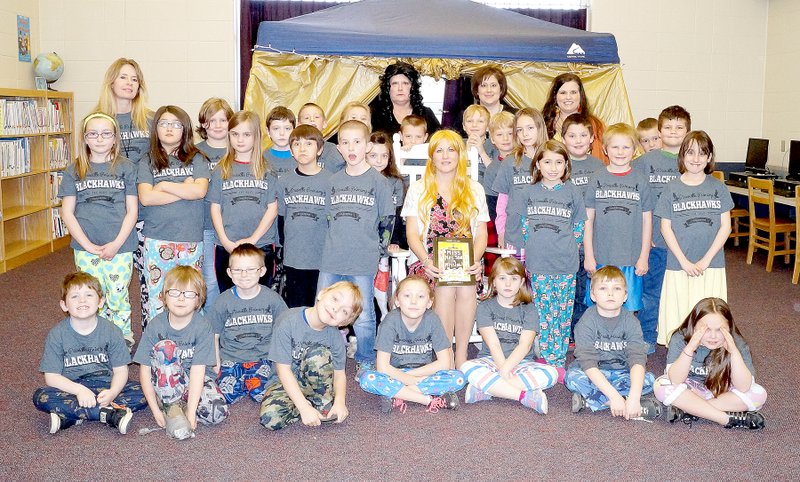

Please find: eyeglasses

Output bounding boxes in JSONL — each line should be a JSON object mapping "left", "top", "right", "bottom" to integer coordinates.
{"left": 165, "top": 289, "right": 198, "bottom": 299}
{"left": 157, "top": 120, "right": 184, "bottom": 129}
{"left": 84, "top": 131, "right": 115, "bottom": 140}
{"left": 229, "top": 267, "right": 261, "bottom": 275}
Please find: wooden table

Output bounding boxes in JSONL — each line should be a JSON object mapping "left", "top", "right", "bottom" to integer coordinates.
{"left": 727, "top": 184, "right": 796, "bottom": 207}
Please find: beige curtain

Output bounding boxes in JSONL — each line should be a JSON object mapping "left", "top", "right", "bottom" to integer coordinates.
{"left": 245, "top": 51, "right": 633, "bottom": 149}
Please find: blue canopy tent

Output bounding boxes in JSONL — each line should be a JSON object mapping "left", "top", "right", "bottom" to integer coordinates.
{"left": 245, "top": 0, "right": 632, "bottom": 141}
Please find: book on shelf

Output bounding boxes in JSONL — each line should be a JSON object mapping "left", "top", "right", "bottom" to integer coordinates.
{"left": 49, "top": 171, "right": 64, "bottom": 205}
{"left": 48, "top": 136, "right": 70, "bottom": 169}
{"left": 0, "top": 98, "right": 47, "bottom": 135}
{"left": 48, "top": 99, "right": 66, "bottom": 131}
{"left": 52, "top": 208, "right": 69, "bottom": 238}
{"left": 0, "top": 137, "right": 31, "bottom": 176}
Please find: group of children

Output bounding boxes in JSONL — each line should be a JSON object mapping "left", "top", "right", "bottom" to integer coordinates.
{"left": 35, "top": 80, "right": 767, "bottom": 436}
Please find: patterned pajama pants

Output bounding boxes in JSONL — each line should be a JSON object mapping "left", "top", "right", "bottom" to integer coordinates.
{"left": 217, "top": 360, "right": 275, "bottom": 404}
{"left": 259, "top": 344, "right": 335, "bottom": 431}
{"left": 461, "top": 356, "right": 558, "bottom": 393}
{"left": 150, "top": 340, "right": 228, "bottom": 425}
{"left": 358, "top": 369, "right": 466, "bottom": 399}
{"left": 74, "top": 250, "right": 134, "bottom": 340}
{"left": 531, "top": 273, "right": 576, "bottom": 367}
{"left": 564, "top": 364, "right": 655, "bottom": 412}
{"left": 142, "top": 238, "right": 203, "bottom": 326}
{"left": 32, "top": 377, "right": 147, "bottom": 421}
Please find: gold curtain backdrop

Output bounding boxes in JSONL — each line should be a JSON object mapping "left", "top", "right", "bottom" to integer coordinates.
{"left": 245, "top": 51, "right": 633, "bottom": 150}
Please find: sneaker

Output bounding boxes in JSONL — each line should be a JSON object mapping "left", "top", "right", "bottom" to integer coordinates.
{"left": 638, "top": 398, "right": 663, "bottom": 421}
{"left": 354, "top": 362, "right": 374, "bottom": 382}
{"left": 724, "top": 411, "right": 766, "bottom": 430}
{"left": 99, "top": 406, "right": 133, "bottom": 435}
{"left": 464, "top": 383, "right": 492, "bottom": 404}
{"left": 571, "top": 392, "right": 587, "bottom": 413}
{"left": 346, "top": 336, "right": 357, "bottom": 359}
{"left": 427, "top": 392, "right": 459, "bottom": 413}
{"left": 520, "top": 389, "right": 548, "bottom": 415}
{"left": 49, "top": 413, "right": 83, "bottom": 434}
{"left": 380, "top": 397, "right": 407, "bottom": 414}
{"left": 164, "top": 403, "right": 194, "bottom": 440}
{"left": 667, "top": 405, "right": 699, "bottom": 425}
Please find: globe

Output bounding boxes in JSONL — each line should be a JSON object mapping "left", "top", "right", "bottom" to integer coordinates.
{"left": 33, "top": 52, "right": 64, "bottom": 85}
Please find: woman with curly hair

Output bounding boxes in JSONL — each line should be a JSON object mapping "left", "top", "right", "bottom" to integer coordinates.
{"left": 541, "top": 73, "right": 606, "bottom": 162}
{"left": 370, "top": 62, "right": 441, "bottom": 136}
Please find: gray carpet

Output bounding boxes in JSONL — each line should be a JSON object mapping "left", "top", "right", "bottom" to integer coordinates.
{"left": 1, "top": 244, "right": 798, "bottom": 479}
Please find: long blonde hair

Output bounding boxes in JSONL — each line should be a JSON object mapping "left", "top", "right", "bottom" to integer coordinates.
{"left": 217, "top": 110, "right": 265, "bottom": 180}
{"left": 418, "top": 130, "right": 477, "bottom": 238}
{"left": 93, "top": 58, "right": 152, "bottom": 130}
{"left": 75, "top": 112, "right": 122, "bottom": 180}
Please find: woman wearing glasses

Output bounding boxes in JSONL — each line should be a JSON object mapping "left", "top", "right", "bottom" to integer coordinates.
{"left": 137, "top": 106, "right": 210, "bottom": 325}
{"left": 59, "top": 112, "right": 139, "bottom": 348}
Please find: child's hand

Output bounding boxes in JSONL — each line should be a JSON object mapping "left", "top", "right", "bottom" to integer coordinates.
{"left": 400, "top": 144, "right": 413, "bottom": 152}
{"left": 328, "top": 401, "right": 349, "bottom": 423}
{"left": 634, "top": 255, "right": 649, "bottom": 276}
{"left": 624, "top": 397, "right": 642, "bottom": 420}
{"left": 695, "top": 257, "right": 710, "bottom": 274}
{"left": 466, "top": 134, "right": 482, "bottom": 149}
{"left": 152, "top": 409, "right": 166, "bottom": 428}
{"left": 76, "top": 386, "right": 97, "bottom": 408}
{"left": 299, "top": 405, "right": 322, "bottom": 427}
{"left": 687, "top": 319, "right": 707, "bottom": 351}
{"left": 96, "top": 389, "right": 115, "bottom": 407}
{"left": 388, "top": 244, "right": 400, "bottom": 253}
{"left": 679, "top": 259, "right": 702, "bottom": 277}
{"left": 607, "top": 394, "right": 626, "bottom": 417}
{"left": 98, "top": 242, "right": 121, "bottom": 261}
{"left": 720, "top": 326, "right": 737, "bottom": 353}
{"left": 498, "top": 365, "right": 513, "bottom": 380}
{"left": 186, "top": 411, "right": 198, "bottom": 430}
{"left": 584, "top": 255, "right": 597, "bottom": 275}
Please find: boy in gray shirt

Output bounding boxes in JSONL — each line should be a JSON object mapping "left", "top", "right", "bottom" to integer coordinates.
{"left": 208, "top": 244, "right": 288, "bottom": 405}
{"left": 33, "top": 272, "right": 146, "bottom": 434}
{"left": 564, "top": 266, "right": 660, "bottom": 420}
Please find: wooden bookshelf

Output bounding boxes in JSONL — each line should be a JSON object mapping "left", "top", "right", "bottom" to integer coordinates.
{"left": 0, "top": 88, "right": 73, "bottom": 273}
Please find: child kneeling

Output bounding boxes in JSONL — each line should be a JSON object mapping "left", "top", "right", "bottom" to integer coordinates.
{"left": 460, "top": 257, "right": 557, "bottom": 414}
{"left": 133, "top": 266, "right": 229, "bottom": 439}
{"left": 654, "top": 297, "right": 767, "bottom": 429}
{"left": 565, "top": 265, "right": 660, "bottom": 420}
{"left": 259, "top": 281, "right": 362, "bottom": 430}
{"left": 33, "top": 272, "right": 146, "bottom": 434}
{"left": 359, "top": 276, "right": 465, "bottom": 413}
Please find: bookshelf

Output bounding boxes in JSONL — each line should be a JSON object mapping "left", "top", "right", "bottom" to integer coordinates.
{"left": 0, "top": 88, "right": 73, "bottom": 273}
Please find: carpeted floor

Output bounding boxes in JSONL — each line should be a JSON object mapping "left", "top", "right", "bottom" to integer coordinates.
{"left": 1, "top": 243, "right": 798, "bottom": 480}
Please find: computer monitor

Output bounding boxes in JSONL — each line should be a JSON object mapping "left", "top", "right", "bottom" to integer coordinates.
{"left": 745, "top": 138, "right": 769, "bottom": 172}
{"left": 788, "top": 140, "right": 800, "bottom": 178}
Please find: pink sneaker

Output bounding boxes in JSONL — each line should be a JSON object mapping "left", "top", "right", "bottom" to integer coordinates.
{"left": 380, "top": 397, "right": 407, "bottom": 414}
{"left": 426, "top": 392, "right": 459, "bottom": 413}
{"left": 520, "top": 389, "right": 548, "bottom": 414}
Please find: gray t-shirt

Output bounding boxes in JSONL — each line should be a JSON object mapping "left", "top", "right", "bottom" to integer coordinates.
{"left": 268, "top": 307, "right": 346, "bottom": 371}
{"left": 133, "top": 311, "right": 217, "bottom": 378}
{"left": 584, "top": 167, "right": 655, "bottom": 266}
{"left": 481, "top": 152, "right": 503, "bottom": 197}
{"left": 263, "top": 148, "right": 295, "bottom": 179}
{"left": 196, "top": 141, "right": 227, "bottom": 232}
{"left": 569, "top": 155, "right": 605, "bottom": 197}
{"left": 137, "top": 153, "right": 210, "bottom": 242}
{"left": 388, "top": 176, "right": 406, "bottom": 208}
{"left": 39, "top": 317, "right": 130, "bottom": 382}
{"left": 207, "top": 162, "right": 279, "bottom": 247}
{"left": 208, "top": 286, "right": 288, "bottom": 363}
{"left": 476, "top": 298, "right": 539, "bottom": 359}
{"left": 654, "top": 176, "right": 734, "bottom": 271}
{"left": 635, "top": 150, "right": 680, "bottom": 248}
{"left": 116, "top": 113, "right": 151, "bottom": 164}
{"left": 320, "top": 168, "right": 394, "bottom": 276}
{"left": 666, "top": 331, "right": 755, "bottom": 381}
{"left": 492, "top": 155, "right": 533, "bottom": 249}
{"left": 374, "top": 309, "right": 451, "bottom": 369}
{"left": 318, "top": 142, "right": 345, "bottom": 173}
{"left": 572, "top": 306, "right": 648, "bottom": 371}
{"left": 507, "top": 182, "right": 586, "bottom": 275}
{"left": 277, "top": 168, "right": 332, "bottom": 269}
{"left": 59, "top": 158, "right": 138, "bottom": 252}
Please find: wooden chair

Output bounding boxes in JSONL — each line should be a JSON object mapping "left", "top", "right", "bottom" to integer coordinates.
{"left": 712, "top": 171, "right": 749, "bottom": 246}
{"left": 746, "top": 177, "right": 796, "bottom": 271}
{"left": 794, "top": 185, "right": 800, "bottom": 284}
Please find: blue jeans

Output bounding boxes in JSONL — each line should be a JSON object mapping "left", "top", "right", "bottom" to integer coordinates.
{"left": 639, "top": 247, "right": 666, "bottom": 346}
{"left": 317, "top": 271, "right": 376, "bottom": 365}
{"left": 202, "top": 229, "right": 220, "bottom": 310}
{"left": 564, "top": 363, "right": 655, "bottom": 412}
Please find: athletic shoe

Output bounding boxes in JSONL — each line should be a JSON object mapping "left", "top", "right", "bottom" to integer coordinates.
{"left": 667, "top": 405, "right": 699, "bottom": 425}
{"left": 571, "top": 392, "right": 587, "bottom": 413}
{"left": 354, "top": 362, "right": 374, "bottom": 382}
{"left": 380, "top": 397, "right": 407, "bottom": 414}
{"left": 49, "top": 413, "right": 83, "bottom": 434}
{"left": 464, "top": 383, "right": 492, "bottom": 404}
{"left": 724, "top": 411, "right": 766, "bottom": 430}
{"left": 99, "top": 406, "right": 133, "bottom": 435}
{"left": 520, "top": 389, "right": 548, "bottom": 415}
{"left": 427, "top": 392, "right": 459, "bottom": 413}
{"left": 637, "top": 398, "right": 663, "bottom": 421}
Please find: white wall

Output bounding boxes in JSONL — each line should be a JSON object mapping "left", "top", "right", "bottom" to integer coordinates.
{"left": 762, "top": 0, "right": 800, "bottom": 170}
{"left": 37, "top": 0, "right": 238, "bottom": 132}
{"left": 591, "top": 0, "right": 769, "bottom": 164}
{"left": 0, "top": 0, "right": 39, "bottom": 89}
